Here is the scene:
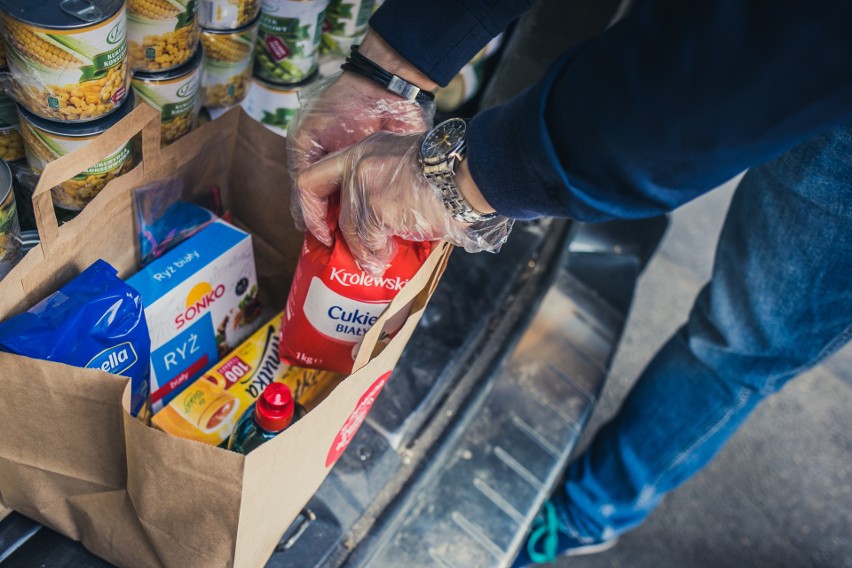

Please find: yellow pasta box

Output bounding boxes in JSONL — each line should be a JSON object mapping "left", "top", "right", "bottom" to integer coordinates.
{"left": 152, "top": 311, "right": 345, "bottom": 446}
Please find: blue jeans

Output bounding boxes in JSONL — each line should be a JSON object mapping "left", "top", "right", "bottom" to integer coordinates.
{"left": 559, "top": 124, "right": 852, "bottom": 541}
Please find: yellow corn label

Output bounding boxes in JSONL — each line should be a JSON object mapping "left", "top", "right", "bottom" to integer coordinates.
{"left": 1, "top": 9, "right": 130, "bottom": 122}
{"left": 127, "top": 0, "right": 200, "bottom": 72}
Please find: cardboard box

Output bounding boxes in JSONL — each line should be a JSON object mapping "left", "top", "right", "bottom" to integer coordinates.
{"left": 128, "top": 220, "right": 261, "bottom": 412}
{"left": 152, "top": 311, "right": 346, "bottom": 446}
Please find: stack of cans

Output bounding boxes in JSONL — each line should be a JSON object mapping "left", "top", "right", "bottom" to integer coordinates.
{"left": 199, "top": 0, "right": 261, "bottom": 114}
{"left": 0, "top": 0, "right": 137, "bottom": 226}
{"left": 128, "top": 0, "right": 203, "bottom": 146}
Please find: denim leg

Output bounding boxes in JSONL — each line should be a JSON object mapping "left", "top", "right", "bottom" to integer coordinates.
{"left": 558, "top": 124, "right": 852, "bottom": 541}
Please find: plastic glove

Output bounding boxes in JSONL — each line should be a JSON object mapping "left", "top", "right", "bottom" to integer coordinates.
{"left": 297, "top": 131, "right": 513, "bottom": 276}
{"left": 287, "top": 72, "right": 434, "bottom": 243}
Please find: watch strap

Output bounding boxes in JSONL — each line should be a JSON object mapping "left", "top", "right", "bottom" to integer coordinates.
{"left": 423, "top": 139, "right": 498, "bottom": 224}
{"left": 342, "top": 45, "right": 435, "bottom": 103}
{"left": 430, "top": 170, "right": 497, "bottom": 224}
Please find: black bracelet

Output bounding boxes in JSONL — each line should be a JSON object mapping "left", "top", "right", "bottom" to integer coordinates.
{"left": 341, "top": 45, "right": 435, "bottom": 103}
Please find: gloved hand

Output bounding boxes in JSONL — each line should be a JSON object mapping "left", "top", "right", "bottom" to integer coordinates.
{"left": 287, "top": 33, "right": 435, "bottom": 240}
{"left": 297, "top": 131, "right": 513, "bottom": 275}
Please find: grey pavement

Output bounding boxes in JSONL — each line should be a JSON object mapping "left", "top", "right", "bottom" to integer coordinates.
{"left": 558, "top": 177, "right": 852, "bottom": 568}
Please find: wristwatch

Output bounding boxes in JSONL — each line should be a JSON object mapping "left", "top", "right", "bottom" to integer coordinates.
{"left": 419, "top": 118, "right": 497, "bottom": 224}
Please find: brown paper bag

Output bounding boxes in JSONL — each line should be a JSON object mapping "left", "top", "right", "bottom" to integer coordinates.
{"left": 0, "top": 103, "right": 452, "bottom": 567}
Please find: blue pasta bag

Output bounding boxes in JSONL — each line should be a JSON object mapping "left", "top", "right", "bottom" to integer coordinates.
{"left": 0, "top": 260, "right": 151, "bottom": 419}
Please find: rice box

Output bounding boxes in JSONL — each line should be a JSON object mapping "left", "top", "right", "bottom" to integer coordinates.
{"left": 151, "top": 311, "right": 345, "bottom": 446}
{"left": 128, "top": 219, "right": 261, "bottom": 412}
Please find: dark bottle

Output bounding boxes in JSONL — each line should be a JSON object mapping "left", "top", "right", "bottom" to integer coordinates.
{"left": 228, "top": 383, "right": 305, "bottom": 454}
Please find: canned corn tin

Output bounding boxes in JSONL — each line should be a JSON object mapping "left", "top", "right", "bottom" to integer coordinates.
{"left": 255, "top": 0, "right": 328, "bottom": 85}
{"left": 241, "top": 72, "right": 314, "bottom": 136}
{"left": 199, "top": 0, "right": 262, "bottom": 30}
{"left": 199, "top": 16, "right": 259, "bottom": 108}
{"left": 132, "top": 46, "right": 201, "bottom": 145}
{"left": 17, "top": 89, "right": 138, "bottom": 211}
{"left": 319, "top": 0, "right": 373, "bottom": 56}
{"left": 0, "top": 0, "right": 130, "bottom": 122}
{"left": 0, "top": 85, "right": 25, "bottom": 162}
{"left": 127, "top": 0, "right": 200, "bottom": 72}
{"left": 0, "top": 159, "right": 22, "bottom": 279}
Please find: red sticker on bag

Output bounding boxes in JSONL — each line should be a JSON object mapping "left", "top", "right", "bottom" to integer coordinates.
{"left": 326, "top": 372, "right": 391, "bottom": 467}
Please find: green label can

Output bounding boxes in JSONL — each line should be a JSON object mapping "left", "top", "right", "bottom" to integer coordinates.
{"left": 241, "top": 73, "right": 313, "bottom": 136}
{"left": 200, "top": 17, "right": 259, "bottom": 107}
{"left": 127, "top": 0, "right": 200, "bottom": 72}
{"left": 1, "top": 2, "right": 130, "bottom": 122}
{"left": 17, "top": 91, "right": 138, "bottom": 211}
{"left": 199, "top": 0, "right": 262, "bottom": 29}
{"left": 132, "top": 47, "right": 202, "bottom": 145}
{"left": 255, "top": 0, "right": 328, "bottom": 84}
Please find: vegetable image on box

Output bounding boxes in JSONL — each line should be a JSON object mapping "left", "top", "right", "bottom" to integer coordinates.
{"left": 229, "top": 382, "right": 304, "bottom": 454}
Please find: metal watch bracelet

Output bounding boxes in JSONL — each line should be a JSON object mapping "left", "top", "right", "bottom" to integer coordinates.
{"left": 427, "top": 170, "right": 498, "bottom": 224}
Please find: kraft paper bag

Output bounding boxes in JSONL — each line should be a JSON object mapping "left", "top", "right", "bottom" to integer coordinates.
{"left": 0, "top": 103, "right": 452, "bottom": 567}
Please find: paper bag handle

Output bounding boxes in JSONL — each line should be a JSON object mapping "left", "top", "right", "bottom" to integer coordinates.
{"left": 352, "top": 241, "right": 453, "bottom": 372}
{"left": 31, "top": 103, "right": 162, "bottom": 254}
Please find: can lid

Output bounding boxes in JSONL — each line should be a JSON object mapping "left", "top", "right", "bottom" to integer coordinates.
{"left": 254, "top": 383, "right": 296, "bottom": 433}
{"left": 253, "top": 69, "right": 319, "bottom": 91}
{"left": 132, "top": 45, "right": 203, "bottom": 81}
{"left": 1, "top": 0, "right": 125, "bottom": 29}
{"left": 17, "top": 88, "right": 135, "bottom": 137}
{"left": 201, "top": 13, "right": 261, "bottom": 35}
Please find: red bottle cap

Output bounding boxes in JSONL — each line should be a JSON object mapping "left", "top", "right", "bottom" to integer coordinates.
{"left": 254, "top": 383, "right": 295, "bottom": 433}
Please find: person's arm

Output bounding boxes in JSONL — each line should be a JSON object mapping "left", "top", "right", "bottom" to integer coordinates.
{"left": 288, "top": 0, "right": 531, "bottom": 245}
{"left": 466, "top": 0, "right": 852, "bottom": 220}
{"left": 369, "top": 0, "right": 534, "bottom": 87}
{"left": 297, "top": 0, "right": 852, "bottom": 273}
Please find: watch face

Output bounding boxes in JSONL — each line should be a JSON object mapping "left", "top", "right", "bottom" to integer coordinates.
{"left": 421, "top": 118, "right": 466, "bottom": 165}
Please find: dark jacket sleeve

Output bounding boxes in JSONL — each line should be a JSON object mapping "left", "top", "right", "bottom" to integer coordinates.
{"left": 465, "top": 0, "right": 852, "bottom": 220}
{"left": 369, "top": 0, "right": 533, "bottom": 86}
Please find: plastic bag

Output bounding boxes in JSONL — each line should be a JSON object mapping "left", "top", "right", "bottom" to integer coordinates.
{"left": 134, "top": 177, "right": 226, "bottom": 266}
{"left": 279, "top": 203, "right": 433, "bottom": 374}
{"left": 0, "top": 259, "right": 151, "bottom": 419}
